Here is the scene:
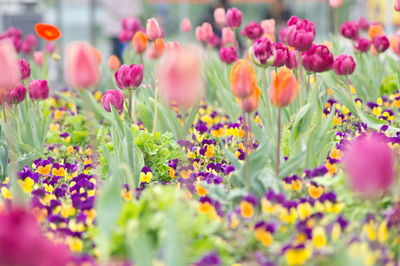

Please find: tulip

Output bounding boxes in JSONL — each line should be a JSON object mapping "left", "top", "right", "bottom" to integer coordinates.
{"left": 373, "top": 35, "right": 390, "bottom": 53}
{"left": 332, "top": 54, "right": 356, "bottom": 76}
{"left": 29, "top": 80, "right": 49, "bottom": 100}
{"left": 108, "top": 55, "right": 121, "bottom": 71}
{"left": 33, "top": 51, "right": 43, "bottom": 65}
{"left": 165, "top": 41, "right": 182, "bottom": 53}
{"left": 272, "top": 43, "right": 289, "bottom": 68}
{"left": 368, "top": 24, "right": 384, "bottom": 40}
{"left": 249, "top": 37, "right": 275, "bottom": 67}
{"left": 119, "top": 30, "right": 134, "bottom": 43}
{"left": 357, "top": 17, "right": 370, "bottom": 31}
{"left": 157, "top": 45, "right": 204, "bottom": 108}
{"left": 208, "top": 34, "right": 220, "bottom": 48}
{"left": 222, "top": 27, "right": 235, "bottom": 46}
{"left": 329, "top": 0, "right": 343, "bottom": 8}
{"left": 45, "top": 42, "right": 56, "bottom": 54}
{"left": 146, "top": 18, "right": 162, "bottom": 41}
{"left": 340, "top": 21, "right": 359, "bottom": 39}
{"left": 20, "top": 34, "right": 37, "bottom": 54}
{"left": 195, "top": 26, "right": 206, "bottom": 42}
{"left": 354, "top": 38, "right": 371, "bottom": 53}
{"left": 114, "top": 64, "right": 144, "bottom": 90}
{"left": 241, "top": 22, "right": 264, "bottom": 40}
{"left": 226, "top": 7, "right": 243, "bottom": 28}
{"left": 287, "top": 16, "right": 316, "bottom": 34}
{"left": 9, "top": 84, "right": 26, "bottom": 103}
{"left": 19, "top": 58, "right": 31, "bottom": 80}
{"left": 132, "top": 31, "right": 148, "bottom": 54}
{"left": 390, "top": 36, "right": 400, "bottom": 56}
{"left": 301, "top": 44, "right": 334, "bottom": 73}
{"left": 148, "top": 38, "right": 165, "bottom": 59}
{"left": 395, "top": 0, "right": 400, "bottom": 11}
{"left": 202, "top": 22, "right": 214, "bottom": 41}
{"left": 230, "top": 59, "right": 257, "bottom": 99}
{"left": 65, "top": 42, "right": 100, "bottom": 89}
{"left": 286, "top": 26, "right": 314, "bottom": 51}
{"left": 270, "top": 67, "right": 299, "bottom": 108}
{"left": 261, "top": 19, "right": 275, "bottom": 35}
{"left": 122, "top": 17, "right": 141, "bottom": 32}
{"left": 102, "top": 89, "right": 125, "bottom": 112}
{"left": 285, "top": 50, "right": 298, "bottom": 69}
{"left": 0, "top": 40, "right": 20, "bottom": 95}
{"left": 214, "top": 8, "right": 226, "bottom": 27}
{"left": 219, "top": 46, "right": 238, "bottom": 64}
{"left": 239, "top": 84, "right": 260, "bottom": 113}
{"left": 180, "top": 18, "right": 192, "bottom": 33}
{"left": 343, "top": 133, "right": 396, "bottom": 197}
{"left": 279, "top": 27, "right": 289, "bottom": 43}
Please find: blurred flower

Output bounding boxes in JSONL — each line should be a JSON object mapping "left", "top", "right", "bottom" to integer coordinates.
{"left": 29, "top": 80, "right": 49, "bottom": 100}
{"left": 285, "top": 50, "right": 298, "bottom": 69}
{"left": 148, "top": 38, "right": 165, "bottom": 59}
{"left": 241, "top": 21, "right": 264, "bottom": 40}
{"left": 146, "top": 18, "right": 162, "bottom": 41}
{"left": 301, "top": 44, "right": 334, "bottom": 73}
{"left": 194, "top": 251, "right": 221, "bottom": 266}
{"left": 343, "top": 133, "right": 396, "bottom": 197}
{"left": 34, "top": 23, "right": 62, "bottom": 41}
{"left": 33, "top": 51, "right": 43, "bottom": 65}
{"left": 390, "top": 35, "right": 400, "bottom": 56}
{"left": 195, "top": 26, "right": 206, "bottom": 42}
{"left": 45, "top": 42, "right": 56, "bottom": 54}
{"left": 9, "top": 84, "right": 26, "bottom": 103}
{"left": 207, "top": 33, "right": 220, "bottom": 48}
{"left": 270, "top": 67, "right": 299, "bottom": 108}
{"left": 214, "top": 7, "right": 226, "bottom": 27}
{"left": 273, "top": 42, "right": 289, "bottom": 67}
{"left": 202, "top": 22, "right": 214, "bottom": 41}
{"left": 249, "top": 37, "right": 275, "bottom": 67}
{"left": 222, "top": 27, "right": 235, "bottom": 46}
{"left": 65, "top": 42, "right": 100, "bottom": 89}
{"left": 230, "top": 59, "right": 257, "bottom": 99}
{"left": 226, "top": 7, "right": 242, "bottom": 28}
{"left": 108, "top": 55, "right": 121, "bottom": 71}
{"left": 122, "top": 17, "right": 141, "bottom": 32}
{"left": 180, "top": 18, "right": 192, "bottom": 33}
{"left": 368, "top": 24, "right": 384, "bottom": 40}
{"left": 340, "top": 21, "right": 359, "bottom": 40}
{"left": 395, "top": 0, "right": 400, "bottom": 12}
{"left": 0, "top": 40, "right": 20, "bottom": 95}
{"left": 132, "top": 31, "right": 148, "bottom": 54}
{"left": 157, "top": 45, "right": 204, "bottom": 108}
{"left": 219, "top": 46, "right": 238, "bottom": 64}
{"left": 261, "top": 19, "right": 275, "bottom": 35}
{"left": 114, "top": 64, "right": 144, "bottom": 89}
{"left": 372, "top": 35, "right": 390, "bottom": 53}
{"left": 19, "top": 58, "right": 31, "bottom": 80}
{"left": 332, "top": 54, "right": 356, "bottom": 76}
{"left": 357, "top": 17, "right": 370, "bottom": 31}
{"left": 239, "top": 84, "right": 260, "bottom": 113}
{"left": 240, "top": 194, "right": 258, "bottom": 218}
{"left": 329, "top": 0, "right": 343, "bottom": 8}
{"left": 20, "top": 34, "right": 37, "bottom": 54}
{"left": 102, "top": 89, "right": 125, "bottom": 112}
{"left": 165, "top": 41, "right": 181, "bottom": 53}
{"left": 354, "top": 38, "right": 371, "bottom": 53}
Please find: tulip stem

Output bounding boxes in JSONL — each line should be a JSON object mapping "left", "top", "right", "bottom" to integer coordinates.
{"left": 128, "top": 89, "right": 135, "bottom": 123}
{"left": 42, "top": 42, "right": 47, "bottom": 80}
{"left": 275, "top": 108, "right": 282, "bottom": 179}
{"left": 242, "top": 111, "right": 250, "bottom": 190}
{"left": 2, "top": 105, "right": 7, "bottom": 124}
{"left": 153, "top": 86, "right": 158, "bottom": 132}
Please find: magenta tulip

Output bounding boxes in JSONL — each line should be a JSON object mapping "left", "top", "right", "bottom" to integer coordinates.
{"left": 340, "top": 21, "right": 359, "bottom": 40}
{"left": 301, "top": 44, "right": 334, "bottom": 73}
{"left": 219, "top": 46, "right": 238, "bottom": 64}
{"left": 103, "top": 89, "right": 125, "bottom": 112}
{"left": 272, "top": 42, "right": 289, "bottom": 67}
{"left": 373, "top": 35, "right": 390, "bottom": 53}
{"left": 250, "top": 37, "right": 274, "bottom": 67}
{"left": 285, "top": 50, "right": 298, "bottom": 69}
{"left": 9, "top": 84, "right": 26, "bottom": 103}
{"left": 354, "top": 38, "right": 371, "bottom": 53}
{"left": 226, "top": 8, "right": 242, "bottom": 28}
{"left": 241, "top": 22, "right": 264, "bottom": 40}
{"left": 332, "top": 54, "right": 356, "bottom": 76}
{"left": 114, "top": 64, "right": 144, "bottom": 90}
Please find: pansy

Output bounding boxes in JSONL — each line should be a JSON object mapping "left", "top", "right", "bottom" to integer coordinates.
{"left": 240, "top": 194, "right": 258, "bottom": 218}
{"left": 254, "top": 221, "right": 275, "bottom": 247}
{"left": 140, "top": 166, "right": 153, "bottom": 184}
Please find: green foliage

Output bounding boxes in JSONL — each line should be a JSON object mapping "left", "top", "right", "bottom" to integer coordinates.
{"left": 380, "top": 74, "right": 398, "bottom": 95}
{"left": 47, "top": 114, "right": 89, "bottom": 146}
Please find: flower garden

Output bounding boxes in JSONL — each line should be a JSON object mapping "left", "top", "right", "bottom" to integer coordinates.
{"left": 0, "top": 4, "right": 400, "bottom": 266}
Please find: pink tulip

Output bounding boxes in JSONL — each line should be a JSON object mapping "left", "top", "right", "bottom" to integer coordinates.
{"left": 19, "top": 59, "right": 31, "bottom": 80}
{"left": 202, "top": 22, "right": 214, "bottom": 41}
{"left": 241, "top": 21, "right": 264, "bottom": 40}
{"left": 214, "top": 8, "right": 226, "bottom": 27}
{"left": 9, "top": 84, "right": 26, "bottom": 103}
{"left": 395, "top": 0, "right": 400, "bottom": 12}
{"left": 33, "top": 51, "right": 43, "bottom": 65}
{"left": 301, "top": 44, "right": 334, "bottom": 73}
{"left": 29, "top": 80, "right": 49, "bottom": 100}
{"left": 180, "top": 18, "right": 192, "bottom": 33}
{"left": 343, "top": 133, "right": 396, "bottom": 198}
{"left": 102, "top": 89, "right": 125, "bottom": 112}
{"left": 122, "top": 17, "right": 141, "bottom": 32}
{"left": 219, "top": 46, "right": 238, "bottom": 64}
{"left": 65, "top": 42, "right": 100, "bottom": 89}
{"left": 226, "top": 7, "right": 242, "bottom": 28}
{"left": 249, "top": 37, "right": 275, "bottom": 67}
{"left": 373, "top": 35, "right": 390, "bottom": 53}
{"left": 340, "top": 21, "right": 359, "bottom": 40}
{"left": 222, "top": 27, "right": 235, "bottom": 46}
{"left": 332, "top": 54, "right": 356, "bottom": 76}
{"left": 165, "top": 41, "right": 182, "bottom": 53}
{"left": 0, "top": 40, "right": 20, "bottom": 96}
{"left": 285, "top": 50, "right": 298, "bottom": 69}
{"left": 157, "top": 45, "right": 204, "bottom": 108}
{"left": 329, "top": 0, "right": 343, "bottom": 8}
{"left": 20, "top": 34, "right": 37, "bottom": 54}
{"left": 114, "top": 64, "right": 144, "bottom": 90}
{"left": 146, "top": 18, "right": 162, "bottom": 41}
{"left": 195, "top": 26, "right": 206, "bottom": 42}
{"left": 261, "top": 19, "right": 275, "bottom": 35}
{"left": 272, "top": 42, "right": 289, "bottom": 68}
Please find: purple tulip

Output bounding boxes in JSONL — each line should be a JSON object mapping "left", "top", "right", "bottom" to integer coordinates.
{"left": 272, "top": 42, "right": 289, "bottom": 67}
{"left": 226, "top": 8, "right": 243, "bottom": 28}
{"left": 354, "top": 38, "right": 371, "bottom": 53}
{"left": 114, "top": 64, "right": 144, "bottom": 89}
{"left": 250, "top": 37, "right": 274, "bottom": 67}
{"left": 19, "top": 58, "right": 31, "bottom": 80}
{"left": 285, "top": 50, "right": 298, "bottom": 69}
{"left": 340, "top": 21, "right": 359, "bottom": 39}
{"left": 9, "top": 84, "right": 26, "bottom": 103}
{"left": 241, "top": 21, "right": 264, "bottom": 40}
{"left": 332, "top": 54, "right": 356, "bottom": 76}
{"left": 343, "top": 133, "right": 396, "bottom": 198}
{"left": 219, "top": 46, "right": 238, "bottom": 64}
{"left": 102, "top": 89, "right": 125, "bottom": 112}
{"left": 373, "top": 35, "right": 390, "bottom": 53}
{"left": 29, "top": 80, "right": 49, "bottom": 100}
{"left": 301, "top": 44, "right": 334, "bottom": 73}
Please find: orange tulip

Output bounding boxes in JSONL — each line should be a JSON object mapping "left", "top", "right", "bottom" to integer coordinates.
{"left": 368, "top": 24, "right": 384, "bottom": 40}
{"left": 0, "top": 40, "right": 20, "bottom": 95}
{"left": 132, "top": 31, "right": 148, "bottom": 54}
{"left": 148, "top": 38, "right": 165, "bottom": 59}
{"left": 230, "top": 59, "right": 257, "bottom": 99}
{"left": 108, "top": 55, "right": 121, "bottom": 71}
{"left": 270, "top": 68, "right": 299, "bottom": 108}
{"left": 239, "top": 84, "right": 261, "bottom": 113}
{"left": 35, "top": 23, "right": 62, "bottom": 41}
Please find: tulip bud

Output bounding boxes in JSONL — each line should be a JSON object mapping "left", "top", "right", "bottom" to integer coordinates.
{"left": 65, "top": 42, "right": 100, "bottom": 89}
{"left": 270, "top": 67, "right": 299, "bottom": 108}
{"left": 343, "top": 133, "right": 396, "bottom": 198}
{"left": 108, "top": 55, "right": 121, "bottom": 71}
{"left": 329, "top": 0, "right": 343, "bottom": 8}
{"left": 146, "top": 18, "right": 162, "bottom": 41}
{"left": 180, "top": 18, "right": 192, "bottom": 33}
{"left": 132, "top": 31, "right": 148, "bottom": 54}
{"left": 395, "top": 0, "right": 400, "bottom": 12}
{"left": 230, "top": 59, "right": 257, "bottom": 99}
{"left": 202, "top": 22, "right": 214, "bottom": 41}
{"left": 222, "top": 27, "right": 235, "bottom": 46}
{"left": 373, "top": 35, "right": 390, "bottom": 53}
{"left": 195, "top": 26, "right": 206, "bottom": 42}
{"left": 249, "top": 37, "right": 275, "bottom": 67}
{"left": 332, "top": 54, "right": 356, "bottom": 76}
{"left": 9, "top": 84, "right": 26, "bottom": 103}
{"left": 285, "top": 50, "right": 298, "bottom": 69}
{"left": 340, "top": 21, "right": 359, "bottom": 40}
{"left": 29, "top": 80, "right": 49, "bottom": 100}
{"left": 226, "top": 8, "right": 243, "bottom": 28}
{"left": 122, "top": 17, "right": 141, "bottom": 32}
{"left": 301, "top": 44, "right": 334, "bottom": 73}
{"left": 114, "top": 64, "right": 144, "bottom": 90}
{"left": 102, "top": 89, "right": 125, "bottom": 112}
{"left": 272, "top": 43, "right": 289, "bottom": 68}
{"left": 219, "top": 46, "right": 238, "bottom": 64}
{"left": 33, "top": 51, "right": 43, "bottom": 65}
{"left": 354, "top": 38, "right": 371, "bottom": 53}
{"left": 119, "top": 29, "right": 134, "bottom": 43}
{"left": 0, "top": 40, "right": 20, "bottom": 95}
{"left": 19, "top": 58, "right": 31, "bottom": 80}
{"left": 241, "top": 22, "right": 264, "bottom": 40}
{"left": 214, "top": 8, "right": 226, "bottom": 27}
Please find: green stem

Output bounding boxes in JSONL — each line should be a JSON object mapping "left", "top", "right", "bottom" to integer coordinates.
{"left": 152, "top": 86, "right": 158, "bottom": 132}
{"left": 242, "top": 110, "right": 250, "bottom": 190}
{"left": 2, "top": 105, "right": 7, "bottom": 124}
{"left": 276, "top": 108, "right": 282, "bottom": 179}
{"left": 128, "top": 89, "right": 133, "bottom": 122}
